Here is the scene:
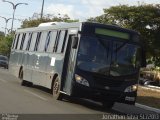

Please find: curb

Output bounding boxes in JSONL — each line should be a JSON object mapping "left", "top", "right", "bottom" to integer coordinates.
{"left": 135, "top": 103, "right": 160, "bottom": 113}
{"left": 139, "top": 86, "right": 160, "bottom": 92}
{"left": 147, "top": 85, "right": 160, "bottom": 90}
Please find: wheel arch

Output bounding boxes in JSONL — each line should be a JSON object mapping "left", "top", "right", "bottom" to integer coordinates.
{"left": 51, "top": 73, "right": 59, "bottom": 90}
{"left": 18, "top": 66, "right": 23, "bottom": 78}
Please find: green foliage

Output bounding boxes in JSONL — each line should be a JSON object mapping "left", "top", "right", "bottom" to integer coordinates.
{"left": 21, "top": 13, "right": 79, "bottom": 28}
{"left": 21, "top": 18, "right": 52, "bottom": 28}
{"left": 0, "top": 35, "right": 13, "bottom": 56}
{"left": 88, "top": 4, "right": 160, "bottom": 66}
{"left": 0, "top": 31, "right": 5, "bottom": 37}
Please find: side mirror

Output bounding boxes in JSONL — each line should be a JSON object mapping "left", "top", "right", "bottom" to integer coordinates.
{"left": 72, "top": 36, "right": 79, "bottom": 49}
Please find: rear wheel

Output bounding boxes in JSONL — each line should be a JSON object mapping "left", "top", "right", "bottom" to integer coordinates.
{"left": 52, "top": 77, "right": 63, "bottom": 100}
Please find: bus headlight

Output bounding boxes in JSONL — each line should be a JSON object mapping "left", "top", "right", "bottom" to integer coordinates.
{"left": 75, "top": 74, "right": 89, "bottom": 87}
{"left": 124, "top": 84, "right": 138, "bottom": 92}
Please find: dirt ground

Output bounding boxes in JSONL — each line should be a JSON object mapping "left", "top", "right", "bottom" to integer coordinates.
{"left": 137, "top": 86, "right": 160, "bottom": 109}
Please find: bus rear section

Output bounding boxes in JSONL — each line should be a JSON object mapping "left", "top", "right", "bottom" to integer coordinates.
{"left": 64, "top": 23, "right": 146, "bottom": 109}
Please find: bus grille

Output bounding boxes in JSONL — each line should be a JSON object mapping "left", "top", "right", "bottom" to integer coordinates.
{"left": 93, "top": 76, "right": 124, "bottom": 88}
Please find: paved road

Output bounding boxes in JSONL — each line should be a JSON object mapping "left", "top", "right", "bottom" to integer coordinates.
{"left": 0, "top": 68, "right": 158, "bottom": 120}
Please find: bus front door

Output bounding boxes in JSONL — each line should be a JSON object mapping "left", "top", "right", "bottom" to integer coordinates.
{"left": 62, "top": 35, "right": 77, "bottom": 95}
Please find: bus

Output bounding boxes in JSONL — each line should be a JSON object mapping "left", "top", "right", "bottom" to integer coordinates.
{"left": 9, "top": 22, "right": 146, "bottom": 109}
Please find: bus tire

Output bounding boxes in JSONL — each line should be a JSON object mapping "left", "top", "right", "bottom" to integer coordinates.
{"left": 21, "top": 80, "right": 28, "bottom": 86}
{"left": 52, "top": 77, "right": 63, "bottom": 100}
{"left": 102, "top": 101, "right": 115, "bottom": 110}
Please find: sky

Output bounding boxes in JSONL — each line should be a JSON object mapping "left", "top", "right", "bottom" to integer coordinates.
{"left": 0, "top": 0, "right": 159, "bottom": 33}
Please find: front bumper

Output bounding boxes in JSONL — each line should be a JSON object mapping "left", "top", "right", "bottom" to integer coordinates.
{"left": 72, "top": 82, "right": 137, "bottom": 105}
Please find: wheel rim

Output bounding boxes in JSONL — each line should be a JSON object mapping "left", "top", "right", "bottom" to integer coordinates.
{"left": 53, "top": 79, "right": 59, "bottom": 96}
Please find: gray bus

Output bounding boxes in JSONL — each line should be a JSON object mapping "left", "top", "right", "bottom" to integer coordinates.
{"left": 9, "top": 22, "right": 146, "bottom": 109}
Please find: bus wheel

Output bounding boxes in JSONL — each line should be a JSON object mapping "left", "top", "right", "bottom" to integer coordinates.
{"left": 52, "top": 77, "right": 63, "bottom": 100}
{"left": 102, "top": 101, "right": 115, "bottom": 110}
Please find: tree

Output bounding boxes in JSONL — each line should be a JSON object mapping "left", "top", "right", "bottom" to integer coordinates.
{"left": 0, "top": 31, "right": 5, "bottom": 37}
{"left": 21, "top": 13, "right": 79, "bottom": 28}
{"left": 88, "top": 4, "right": 160, "bottom": 66}
{"left": 0, "top": 35, "right": 13, "bottom": 56}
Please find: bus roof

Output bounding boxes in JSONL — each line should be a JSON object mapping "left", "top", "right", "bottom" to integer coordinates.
{"left": 16, "top": 22, "right": 81, "bottom": 33}
{"left": 16, "top": 22, "right": 138, "bottom": 35}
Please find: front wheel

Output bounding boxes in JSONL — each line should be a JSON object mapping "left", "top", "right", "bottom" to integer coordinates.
{"left": 52, "top": 77, "right": 63, "bottom": 100}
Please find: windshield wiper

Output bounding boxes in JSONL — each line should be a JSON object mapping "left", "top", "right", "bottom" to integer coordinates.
{"left": 96, "top": 37, "right": 109, "bottom": 59}
{"left": 114, "top": 42, "right": 128, "bottom": 52}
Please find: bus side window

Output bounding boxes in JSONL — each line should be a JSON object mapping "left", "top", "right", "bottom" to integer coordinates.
{"left": 47, "top": 31, "right": 57, "bottom": 52}
{"left": 20, "top": 33, "right": 26, "bottom": 50}
{"left": 38, "top": 31, "right": 48, "bottom": 52}
{"left": 22, "top": 33, "right": 30, "bottom": 50}
{"left": 53, "top": 30, "right": 61, "bottom": 52}
{"left": 55, "top": 30, "right": 68, "bottom": 53}
{"left": 26, "top": 33, "right": 33, "bottom": 51}
{"left": 34, "top": 32, "right": 42, "bottom": 51}
{"left": 17, "top": 34, "right": 23, "bottom": 50}
{"left": 11, "top": 34, "right": 17, "bottom": 49}
{"left": 29, "top": 32, "right": 38, "bottom": 51}
{"left": 15, "top": 34, "right": 20, "bottom": 49}
{"left": 61, "top": 30, "right": 68, "bottom": 53}
{"left": 44, "top": 31, "right": 51, "bottom": 52}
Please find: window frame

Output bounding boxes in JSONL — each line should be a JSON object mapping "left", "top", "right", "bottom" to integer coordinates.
{"left": 26, "top": 32, "right": 33, "bottom": 51}
{"left": 11, "top": 34, "right": 17, "bottom": 49}
{"left": 47, "top": 31, "right": 58, "bottom": 53}
{"left": 15, "top": 34, "right": 20, "bottom": 49}
{"left": 20, "top": 33, "right": 27, "bottom": 50}
{"left": 34, "top": 32, "right": 42, "bottom": 51}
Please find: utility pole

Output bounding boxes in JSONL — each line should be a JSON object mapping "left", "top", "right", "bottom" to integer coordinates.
{"left": 2, "top": 0, "right": 28, "bottom": 32}
{"left": 0, "top": 16, "right": 12, "bottom": 35}
{"left": 41, "top": 0, "right": 45, "bottom": 19}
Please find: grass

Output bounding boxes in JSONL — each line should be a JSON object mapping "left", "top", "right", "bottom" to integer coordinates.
{"left": 137, "top": 86, "right": 160, "bottom": 109}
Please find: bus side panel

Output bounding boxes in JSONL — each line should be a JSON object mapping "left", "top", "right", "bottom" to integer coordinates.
{"left": 9, "top": 50, "right": 17, "bottom": 76}
{"left": 45, "top": 53, "right": 65, "bottom": 89}
{"left": 9, "top": 50, "right": 21, "bottom": 78}
{"left": 32, "top": 53, "right": 48, "bottom": 86}
{"left": 23, "top": 52, "right": 33, "bottom": 82}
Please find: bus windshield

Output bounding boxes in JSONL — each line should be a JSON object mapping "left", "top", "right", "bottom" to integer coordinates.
{"left": 77, "top": 36, "right": 141, "bottom": 76}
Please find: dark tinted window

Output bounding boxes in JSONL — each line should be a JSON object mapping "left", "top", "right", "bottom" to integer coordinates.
{"left": 77, "top": 36, "right": 111, "bottom": 75}
{"left": 110, "top": 42, "right": 141, "bottom": 76}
